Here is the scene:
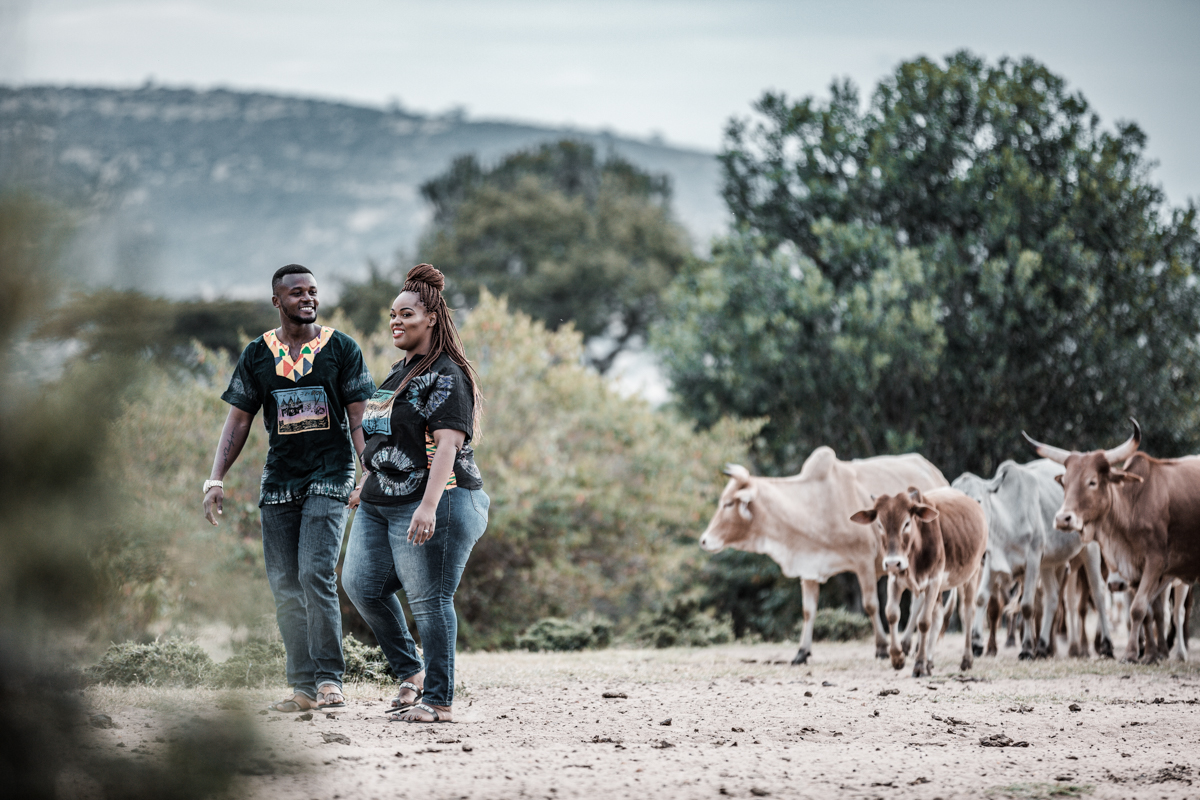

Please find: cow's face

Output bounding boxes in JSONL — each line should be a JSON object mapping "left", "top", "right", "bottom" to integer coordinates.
{"left": 850, "top": 488, "right": 939, "bottom": 576}
{"left": 1054, "top": 451, "right": 1140, "bottom": 532}
{"left": 698, "top": 468, "right": 758, "bottom": 553}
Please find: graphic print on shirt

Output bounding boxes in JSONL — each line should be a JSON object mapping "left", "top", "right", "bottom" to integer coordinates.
{"left": 406, "top": 372, "right": 456, "bottom": 419}
{"left": 273, "top": 387, "right": 330, "bottom": 434}
{"left": 369, "top": 446, "right": 426, "bottom": 496}
{"left": 362, "top": 389, "right": 395, "bottom": 436}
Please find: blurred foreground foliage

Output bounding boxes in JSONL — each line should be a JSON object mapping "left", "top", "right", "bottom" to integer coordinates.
{"left": 0, "top": 192, "right": 263, "bottom": 799}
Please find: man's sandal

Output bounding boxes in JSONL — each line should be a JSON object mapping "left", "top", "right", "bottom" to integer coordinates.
{"left": 389, "top": 702, "right": 449, "bottom": 723}
{"left": 388, "top": 681, "right": 424, "bottom": 711}
{"left": 268, "top": 694, "right": 314, "bottom": 713}
{"left": 315, "top": 686, "right": 346, "bottom": 710}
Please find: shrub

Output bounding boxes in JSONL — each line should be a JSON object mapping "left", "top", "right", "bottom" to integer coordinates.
{"left": 342, "top": 634, "right": 396, "bottom": 682}
{"left": 88, "top": 639, "right": 214, "bottom": 687}
{"left": 208, "top": 640, "right": 286, "bottom": 688}
{"left": 516, "top": 615, "right": 613, "bottom": 652}
{"left": 811, "top": 608, "right": 873, "bottom": 642}
{"left": 628, "top": 599, "right": 733, "bottom": 649}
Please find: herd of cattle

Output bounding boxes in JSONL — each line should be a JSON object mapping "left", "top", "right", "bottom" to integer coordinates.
{"left": 698, "top": 419, "right": 1196, "bottom": 676}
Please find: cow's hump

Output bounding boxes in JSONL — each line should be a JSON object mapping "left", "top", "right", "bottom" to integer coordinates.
{"left": 798, "top": 446, "right": 838, "bottom": 480}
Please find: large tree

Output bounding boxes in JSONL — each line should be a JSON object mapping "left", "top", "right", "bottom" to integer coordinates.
{"left": 419, "top": 140, "right": 692, "bottom": 372}
{"left": 662, "top": 51, "right": 1200, "bottom": 479}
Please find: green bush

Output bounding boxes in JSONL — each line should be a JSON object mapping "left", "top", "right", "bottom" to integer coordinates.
{"left": 342, "top": 633, "right": 396, "bottom": 682}
{"left": 208, "top": 640, "right": 286, "bottom": 688}
{"left": 628, "top": 599, "right": 733, "bottom": 649}
{"left": 811, "top": 608, "right": 873, "bottom": 642}
{"left": 516, "top": 615, "right": 613, "bottom": 652}
{"left": 88, "top": 639, "right": 214, "bottom": 687}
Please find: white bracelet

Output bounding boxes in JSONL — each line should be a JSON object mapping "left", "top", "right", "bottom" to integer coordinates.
{"left": 203, "top": 480, "right": 224, "bottom": 494}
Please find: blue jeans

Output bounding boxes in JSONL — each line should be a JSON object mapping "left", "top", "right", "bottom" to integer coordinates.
{"left": 343, "top": 488, "right": 489, "bottom": 707}
{"left": 260, "top": 495, "right": 349, "bottom": 699}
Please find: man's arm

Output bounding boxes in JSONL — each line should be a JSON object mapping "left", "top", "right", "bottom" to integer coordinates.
{"left": 203, "top": 406, "right": 255, "bottom": 525}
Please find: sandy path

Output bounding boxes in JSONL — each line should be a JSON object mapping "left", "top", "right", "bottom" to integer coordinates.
{"left": 83, "top": 637, "right": 1200, "bottom": 799}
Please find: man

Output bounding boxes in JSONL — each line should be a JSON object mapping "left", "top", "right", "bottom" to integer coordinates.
{"left": 203, "top": 264, "right": 374, "bottom": 712}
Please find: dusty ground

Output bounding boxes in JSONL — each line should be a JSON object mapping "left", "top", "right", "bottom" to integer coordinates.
{"left": 79, "top": 635, "right": 1200, "bottom": 800}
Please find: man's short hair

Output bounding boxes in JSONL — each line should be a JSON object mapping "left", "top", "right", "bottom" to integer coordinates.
{"left": 272, "top": 264, "right": 314, "bottom": 293}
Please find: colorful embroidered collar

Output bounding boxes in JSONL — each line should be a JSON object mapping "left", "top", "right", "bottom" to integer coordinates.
{"left": 263, "top": 326, "right": 334, "bottom": 382}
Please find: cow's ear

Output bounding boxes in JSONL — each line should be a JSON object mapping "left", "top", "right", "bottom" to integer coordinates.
{"left": 733, "top": 487, "right": 756, "bottom": 521}
{"left": 1054, "top": 474, "right": 1064, "bottom": 487}
{"left": 913, "top": 504, "right": 939, "bottom": 522}
{"left": 850, "top": 509, "right": 877, "bottom": 525}
{"left": 1108, "top": 468, "right": 1144, "bottom": 484}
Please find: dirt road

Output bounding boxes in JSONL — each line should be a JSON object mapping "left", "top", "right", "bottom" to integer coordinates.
{"left": 83, "top": 638, "right": 1200, "bottom": 799}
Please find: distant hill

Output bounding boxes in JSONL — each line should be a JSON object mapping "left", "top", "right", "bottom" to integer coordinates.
{"left": 0, "top": 85, "right": 726, "bottom": 298}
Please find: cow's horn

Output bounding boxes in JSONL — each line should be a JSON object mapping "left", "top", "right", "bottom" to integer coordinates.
{"left": 1103, "top": 418, "right": 1142, "bottom": 465}
{"left": 1021, "top": 430, "right": 1072, "bottom": 464}
{"left": 722, "top": 464, "right": 750, "bottom": 480}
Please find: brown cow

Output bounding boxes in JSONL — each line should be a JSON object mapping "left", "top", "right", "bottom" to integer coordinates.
{"left": 1024, "top": 419, "right": 1200, "bottom": 663}
{"left": 851, "top": 487, "right": 987, "bottom": 677}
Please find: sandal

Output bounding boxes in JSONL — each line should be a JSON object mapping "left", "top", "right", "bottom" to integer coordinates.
{"left": 389, "top": 702, "right": 449, "bottom": 723}
{"left": 315, "top": 685, "right": 346, "bottom": 710}
{"left": 388, "top": 681, "right": 424, "bottom": 711}
{"left": 268, "top": 693, "right": 314, "bottom": 713}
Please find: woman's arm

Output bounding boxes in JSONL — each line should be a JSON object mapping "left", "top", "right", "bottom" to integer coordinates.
{"left": 407, "top": 427, "right": 467, "bottom": 545}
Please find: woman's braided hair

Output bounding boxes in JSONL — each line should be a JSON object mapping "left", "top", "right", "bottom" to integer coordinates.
{"left": 383, "top": 263, "right": 482, "bottom": 435}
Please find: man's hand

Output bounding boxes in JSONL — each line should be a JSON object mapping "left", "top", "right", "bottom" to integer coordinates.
{"left": 204, "top": 486, "right": 225, "bottom": 525}
{"left": 347, "top": 485, "right": 363, "bottom": 511}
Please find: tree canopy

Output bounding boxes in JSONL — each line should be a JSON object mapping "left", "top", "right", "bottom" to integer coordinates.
{"left": 419, "top": 140, "right": 692, "bottom": 372}
{"left": 660, "top": 51, "right": 1200, "bottom": 478}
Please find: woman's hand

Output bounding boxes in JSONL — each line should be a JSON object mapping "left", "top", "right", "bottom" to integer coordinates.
{"left": 407, "top": 500, "right": 438, "bottom": 545}
{"left": 347, "top": 484, "right": 363, "bottom": 511}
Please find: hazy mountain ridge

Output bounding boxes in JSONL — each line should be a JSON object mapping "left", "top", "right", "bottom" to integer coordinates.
{"left": 0, "top": 85, "right": 726, "bottom": 298}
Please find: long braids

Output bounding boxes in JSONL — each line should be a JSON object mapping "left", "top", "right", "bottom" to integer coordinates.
{"left": 382, "top": 263, "right": 482, "bottom": 436}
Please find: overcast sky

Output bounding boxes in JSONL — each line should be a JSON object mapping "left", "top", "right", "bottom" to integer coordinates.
{"left": 3, "top": 0, "right": 1199, "bottom": 206}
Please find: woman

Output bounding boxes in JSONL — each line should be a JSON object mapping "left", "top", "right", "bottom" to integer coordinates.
{"left": 343, "top": 263, "right": 488, "bottom": 723}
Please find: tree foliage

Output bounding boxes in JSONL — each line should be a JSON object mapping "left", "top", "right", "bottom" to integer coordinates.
{"left": 664, "top": 51, "right": 1200, "bottom": 477}
{"left": 419, "top": 140, "right": 693, "bottom": 371}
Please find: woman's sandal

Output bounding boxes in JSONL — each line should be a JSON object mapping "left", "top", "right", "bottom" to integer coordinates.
{"left": 388, "top": 681, "right": 424, "bottom": 712}
{"left": 315, "top": 685, "right": 346, "bottom": 710}
{"left": 389, "top": 702, "right": 449, "bottom": 723}
{"left": 268, "top": 693, "right": 314, "bottom": 713}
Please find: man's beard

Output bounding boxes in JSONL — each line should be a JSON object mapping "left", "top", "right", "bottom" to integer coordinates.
{"left": 285, "top": 307, "right": 317, "bottom": 325}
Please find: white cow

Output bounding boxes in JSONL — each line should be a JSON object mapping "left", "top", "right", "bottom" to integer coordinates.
{"left": 699, "top": 446, "right": 948, "bottom": 664}
{"left": 952, "top": 459, "right": 1114, "bottom": 659}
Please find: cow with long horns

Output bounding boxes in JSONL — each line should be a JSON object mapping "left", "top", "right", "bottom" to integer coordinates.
{"left": 1023, "top": 419, "right": 1200, "bottom": 663}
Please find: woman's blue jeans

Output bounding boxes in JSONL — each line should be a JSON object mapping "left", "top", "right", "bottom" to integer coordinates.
{"left": 343, "top": 488, "right": 489, "bottom": 707}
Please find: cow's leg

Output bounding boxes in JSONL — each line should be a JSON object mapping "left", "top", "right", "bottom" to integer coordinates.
{"left": 960, "top": 571, "right": 982, "bottom": 671}
{"left": 1170, "top": 581, "right": 1189, "bottom": 662}
{"left": 792, "top": 579, "right": 821, "bottom": 665}
{"left": 1080, "top": 542, "right": 1113, "bottom": 658}
{"left": 1126, "top": 560, "right": 1170, "bottom": 664}
{"left": 1004, "top": 579, "right": 1022, "bottom": 649}
{"left": 901, "top": 592, "right": 923, "bottom": 655}
{"left": 1153, "top": 587, "right": 1171, "bottom": 661}
{"left": 859, "top": 570, "right": 888, "bottom": 659}
{"left": 1018, "top": 558, "right": 1040, "bottom": 660}
{"left": 1036, "top": 565, "right": 1065, "bottom": 658}
{"left": 1064, "top": 566, "right": 1084, "bottom": 658}
{"left": 912, "top": 582, "right": 939, "bottom": 678}
{"left": 886, "top": 574, "right": 905, "bottom": 671}
{"left": 970, "top": 562, "right": 992, "bottom": 658}
{"left": 986, "top": 593, "right": 1001, "bottom": 656}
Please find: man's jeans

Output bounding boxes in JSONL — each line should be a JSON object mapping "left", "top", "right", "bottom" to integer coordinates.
{"left": 343, "top": 488, "right": 489, "bottom": 707}
{"left": 260, "top": 495, "right": 348, "bottom": 699}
